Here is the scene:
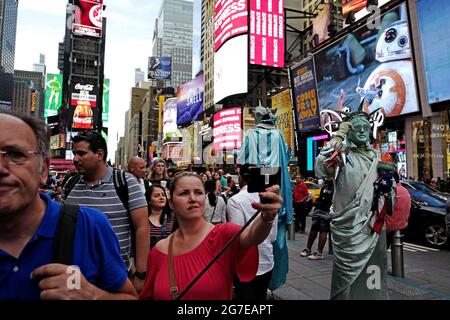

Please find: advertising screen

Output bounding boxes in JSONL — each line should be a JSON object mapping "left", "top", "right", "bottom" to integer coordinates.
{"left": 314, "top": 2, "right": 419, "bottom": 127}
{"left": 214, "top": 0, "right": 248, "bottom": 52}
{"left": 163, "top": 97, "right": 181, "bottom": 140}
{"left": 69, "top": 80, "right": 98, "bottom": 130}
{"left": 176, "top": 74, "right": 204, "bottom": 126}
{"left": 213, "top": 107, "right": 242, "bottom": 151}
{"left": 44, "top": 73, "right": 63, "bottom": 118}
{"left": 416, "top": 0, "right": 450, "bottom": 105}
{"left": 72, "top": 0, "right": 103, "bottom": 38}
{"left": 312, "top": 3, "right": 331, "bottom": 46}
{"left": 102, "top": 78, "right": 109, "bottom": 122}
{"left": 271, "top": 90, "right": 294, "bottom": 152}
{"left": 214, "top": 35, "right": 248, "bottom": 104}
{"left": 249, "top": 0, "right": 284, "bottom": 68}
{"left": 290, "top": 59, "right": 320, "bottom": 131}
{"left": 148, "top": 56, "right": 172, "bottom": 80}
{"left": 342, "top": 0, "right": 368, "bottom": 15}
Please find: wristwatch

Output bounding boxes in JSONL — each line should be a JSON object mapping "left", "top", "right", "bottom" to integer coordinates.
{"left": 134, "top": 271, "right": 147, "bottom": 280}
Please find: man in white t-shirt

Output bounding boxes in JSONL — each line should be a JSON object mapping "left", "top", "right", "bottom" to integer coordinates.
{"left": 227, "top": 164, "right": 277, "bottom": 300}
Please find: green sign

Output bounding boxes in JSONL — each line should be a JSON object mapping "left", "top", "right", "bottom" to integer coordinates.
{"left": 44, "top": 73, "right": 63, "bottom": 118}
{"left": 102, "top": 79, "right": 110, "bottom": 122}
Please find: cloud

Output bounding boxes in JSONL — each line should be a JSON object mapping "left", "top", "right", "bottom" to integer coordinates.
{"left": 19, "top": 0, "right": 68, "bottom": 17}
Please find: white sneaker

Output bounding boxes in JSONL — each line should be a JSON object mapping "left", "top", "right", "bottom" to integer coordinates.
{"left": 308, "top": 252, "right": 324, "bottom": 260}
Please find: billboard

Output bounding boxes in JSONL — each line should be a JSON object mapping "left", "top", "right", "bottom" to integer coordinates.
{"left": 416, "top": 0, "right": 450, "bottom": 105}
{"left": 312, "top": 3, "right": 331, "bottom": 46}
{"left": 148, "top": 57, "right": 172, "bottom": 80}
{"left": 44, "top": 73, "right": 63, "bottom": 118}
{"left": 163, "top": 97, "right": 181, "bottom": 140}
{"left": 314, "top": 2, "right": 419, "bottom": 125}
{"left": 249, "top": 0, "right": 284, "bottom": 68}
{"left": 342, "top": 0, "right": 368, "bottom": 15}
{"left": 214, "top": 0, "right": 248, "bottom": 52}
{"left": 176, "top": 74, "right": 204, "bottom": 126}
{"left": 214, "top": 35, "right": 248, "bottom": 104}
{"left": 213, "top": 107, "right": 242, "bottom": 151}
{"left": 272, "top": 90, "right": 294, "bottom": 152}
{"left": 72, "top": 0, "right": 103, "bottom": 38}
{"left": 69, "top": 80, "right": 99, "bottom": 130}
{"left": 102, "top": 78, "right": 109, "bottom": 122}
{"left": 290, "top": 59, "right": 320, "bottom": 131}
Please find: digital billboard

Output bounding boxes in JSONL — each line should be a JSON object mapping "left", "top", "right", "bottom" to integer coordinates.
{"left": 102, "top": 78, "right": 109, "bottom": 122}
{"left": 214, "top": 0, "right": 248, "bottom": 52}
{"left": 163, "top": 97, "right": 181, "bottom": 140}
{"left": 44, "top": 73, "right": 63, "bottom": 118}
{"left": 176, "top": 74, "right": 204, "bottom": 126}
{"left": 342, "top": 0, "right": 368, "bottom": 15}
{"left": 289, "top": 59, "right": 320, "bottom": 131}
{"left": 148, "top": 57, "right": 172, "bottom": 80}
{"left": 214, "top": 35, "right": 248, "bottom": 104}
{"left": 271, "top": 90, "right": 294, "bottom": 152}
{"left": 249, "top": 0, "right": 284, "bottom": 68}
{"left": 72, "top": 0, "right": 103, "bottom": 38}
{"left": 213, "top": 107, "right": 242, "bottom": 151}
{"left": 314, "top": 2, "right": 419, "bottom": 125}
{"left": 312, "top": 3, "right": 331, "bottom": 46}
{"left": 416, "top": 0, "right": 450, "bottom": 105}
{"left": 69, "top": 80, "right": 99, "bottom": 130}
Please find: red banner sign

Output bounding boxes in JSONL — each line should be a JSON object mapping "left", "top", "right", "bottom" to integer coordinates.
{"left": 214, "top": 0, "right": 248, "bottom": 52}
{"left": 213, "top": 107, "right": 242, "bottom": 151}
{"left": 72, "top": 0, "right": 103, "bottom": 38}
{"left": 249, "top": 0, "right": 285, "bottom": 68}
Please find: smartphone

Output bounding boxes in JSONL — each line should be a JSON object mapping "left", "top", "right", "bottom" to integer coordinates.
{"left": 247, "top": 167, "right": 281, "bottom": 193}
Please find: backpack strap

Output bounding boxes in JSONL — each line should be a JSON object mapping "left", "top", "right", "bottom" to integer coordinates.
{"left": 53, "top": 203, "right": 80, "bottom": 265}
{"left": 62, "top": 174, "right": 81, "bottom": 200}
{"left": 112, "top": 168, "right": 129, "bottom": 211}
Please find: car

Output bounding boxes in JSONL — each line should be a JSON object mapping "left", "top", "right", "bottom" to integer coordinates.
{"left": 305, "top": 181, "right": 321, "bottom": 204}
{"left": 401, "top": 180, "right": 450, "bottom": 202}
{"left": 404, "top": 189, "right": 449, "bottom": 249}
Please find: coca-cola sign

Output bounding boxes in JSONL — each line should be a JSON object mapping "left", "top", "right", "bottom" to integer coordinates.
{"left": 74, "top": 83, "right": 94, "bottom": 91}
{"left": 72, "top": 0, "right": 104, "bottom": 38}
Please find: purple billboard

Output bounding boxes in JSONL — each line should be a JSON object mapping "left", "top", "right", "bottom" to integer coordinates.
{"left": 176, "top": 74, "right": 204, "bottom": 126}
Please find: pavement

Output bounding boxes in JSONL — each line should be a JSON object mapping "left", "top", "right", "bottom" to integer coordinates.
{"left": 272, "top": 217, "right": 450, "bottom": 300}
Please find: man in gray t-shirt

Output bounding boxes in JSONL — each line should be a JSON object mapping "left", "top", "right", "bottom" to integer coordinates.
{"left": 65, "top": 131, "right": 149, "bottom": 293}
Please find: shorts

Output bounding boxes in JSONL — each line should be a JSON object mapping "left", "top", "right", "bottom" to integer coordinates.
{"left": 311, "top": 215, "right": 331, "bottom": 233}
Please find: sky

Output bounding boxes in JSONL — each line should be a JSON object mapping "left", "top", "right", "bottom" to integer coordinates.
{"left": 14, "top": 0, "right": 167, "bottom": 162}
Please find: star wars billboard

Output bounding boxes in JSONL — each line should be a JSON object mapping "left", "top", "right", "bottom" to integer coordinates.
{"left": 314, "top": 2, "right": 419, "bottom": 128}
{"left": 72, "top": 0, "right": 103, "bottom": 38}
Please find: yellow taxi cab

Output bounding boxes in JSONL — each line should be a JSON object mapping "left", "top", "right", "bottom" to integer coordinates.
{"left": 305, "top": 181, "right": 321, "bottom": 204}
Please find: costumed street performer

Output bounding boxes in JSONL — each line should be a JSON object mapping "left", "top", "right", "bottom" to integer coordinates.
{"left": 238, "top": 101, "right": 293, "bottom": 291}
{"left": 316, "top": 100, "right": 396, "bottom": 299}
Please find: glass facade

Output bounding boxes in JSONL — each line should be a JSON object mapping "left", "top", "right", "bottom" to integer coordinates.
{"left": 153, "top": 0, "right": 193, "bottom": 88}
{"left": 0, "top": 0, "right": 18, "bottom": 109}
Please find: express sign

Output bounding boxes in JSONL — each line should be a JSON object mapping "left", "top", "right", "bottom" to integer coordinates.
{"left": 214, "top": 0, "right": 248, "bottom": 52}
{"left": 213, "top": 107, "right": 242, "bottom": 151}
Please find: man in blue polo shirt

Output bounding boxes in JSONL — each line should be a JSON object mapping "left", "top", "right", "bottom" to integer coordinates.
{"left": 0, "top": 112, "right": 137, "bottom": 300}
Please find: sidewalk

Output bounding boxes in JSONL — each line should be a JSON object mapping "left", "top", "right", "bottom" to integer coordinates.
{"left": 273, "top": 217, "right": 450, "bottom": 300}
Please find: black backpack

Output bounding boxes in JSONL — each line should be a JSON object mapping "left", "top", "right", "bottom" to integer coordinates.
{"left": 53, "top": 203, "right": 79, "bottom": 264}
{"left": 63, "top": 168, "right": 129, "bottom": 210}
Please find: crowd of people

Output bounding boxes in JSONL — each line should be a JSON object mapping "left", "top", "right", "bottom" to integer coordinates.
{"left": 0, "top": 112, "right": 282, "bottom": 300}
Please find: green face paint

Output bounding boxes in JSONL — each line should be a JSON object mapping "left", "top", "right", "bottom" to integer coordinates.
{"left": 348, "top": 117, "right": 371, "bottom": 147}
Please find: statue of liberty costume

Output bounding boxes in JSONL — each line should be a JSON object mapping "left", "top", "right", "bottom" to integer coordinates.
{"left": 238, "top": 102, "right": 293, "bottom": 291}
{"left": 316, "top": 102, "right": 394, "bottom": 299}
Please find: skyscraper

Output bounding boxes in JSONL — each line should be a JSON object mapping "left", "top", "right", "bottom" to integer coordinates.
{"left": 152, "top": 0, "right": 193, "bottom": 88}
{"left": 33, "top": 53, "right": 46, "bottom": 74}
{"left": 0, "top": 0, "right": 18, "bottom": 110}
{"left": 14, "top": 69, "right": 46, "bottom": 119}
{"left": 135, "top": 68, "right": 145, "bottom": 86}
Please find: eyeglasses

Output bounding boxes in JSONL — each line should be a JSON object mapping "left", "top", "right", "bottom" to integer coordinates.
{"left": 0, "top": 149, "right": 41, "bottom": 165}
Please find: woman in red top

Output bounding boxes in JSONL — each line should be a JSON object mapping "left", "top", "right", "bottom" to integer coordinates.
{"left": 139, "top": 172, "right": 282, "bottom": 300}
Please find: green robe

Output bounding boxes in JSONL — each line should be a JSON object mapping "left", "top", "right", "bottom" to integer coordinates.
{"left": 315, "top": 148, "right": 389, "bottom": 300}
